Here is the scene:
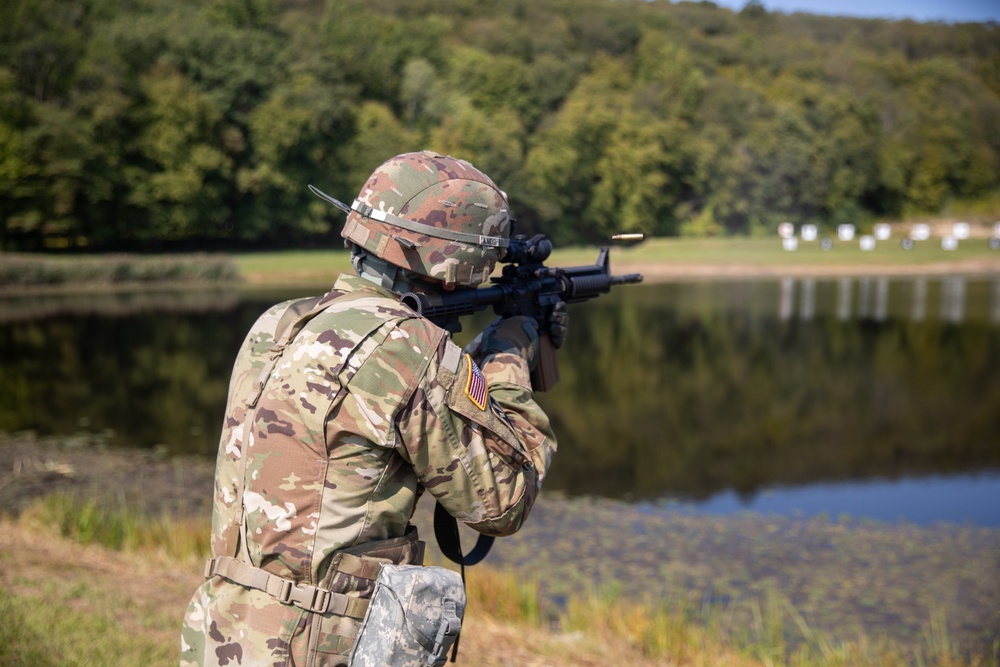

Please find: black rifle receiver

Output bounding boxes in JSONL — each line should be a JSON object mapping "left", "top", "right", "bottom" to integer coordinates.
{"left": 400, "top": 233, "right": 643, "bottom": 392}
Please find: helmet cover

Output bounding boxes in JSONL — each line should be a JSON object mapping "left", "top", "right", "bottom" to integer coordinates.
{"left": 340, "top": 151, "right": 511, "bottom": 288}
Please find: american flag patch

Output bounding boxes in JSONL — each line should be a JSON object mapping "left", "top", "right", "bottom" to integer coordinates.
{"left": 465, "top": 355, "right": 489, "bottom": 410}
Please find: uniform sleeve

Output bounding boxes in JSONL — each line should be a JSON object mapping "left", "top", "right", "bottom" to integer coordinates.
{"left": 395, "top": 331, "right": 557, "bottom": 537}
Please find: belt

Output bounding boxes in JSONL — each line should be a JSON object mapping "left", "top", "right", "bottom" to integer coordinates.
{"left": 204, "top": 554, "right": 383, "bottom": 618}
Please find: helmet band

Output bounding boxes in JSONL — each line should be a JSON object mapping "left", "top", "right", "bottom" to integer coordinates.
{"left": 350, "top": 200, "right": 510, "bottom": 249}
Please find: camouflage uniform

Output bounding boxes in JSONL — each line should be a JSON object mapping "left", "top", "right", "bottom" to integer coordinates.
{"left": 180, "top": 272, "right": 556, "bottom": 666}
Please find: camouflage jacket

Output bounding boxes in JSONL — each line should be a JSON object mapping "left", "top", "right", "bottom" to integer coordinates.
{"left": 181, "top": 273, "right": 556, "bottom": 667}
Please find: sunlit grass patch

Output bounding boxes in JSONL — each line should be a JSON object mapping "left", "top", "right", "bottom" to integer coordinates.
{"left": 464, "top": 566, "right": 541, "bottom": 625}
{"left": 17, "top": 491, "right": 210, "bottom": 561}
{"left": 232, "top": 249, "right": 353, "bottom": 285}
{"left": 556, "top": 579, "right": 998, "bottom": 667}
{"left": 0, "top": 580, "right": 175, "bottom": 667}
{"left": 0, "top": 589, "right": 56, "bottom": 667}
{"left": 10, "top": 491, "right": 999, "bottom": 667}
{"left": 0, "top": 253, "right": 239, "bottom": 288}
{"left": 562, "top": 585, "right": 732, "bottom": 662}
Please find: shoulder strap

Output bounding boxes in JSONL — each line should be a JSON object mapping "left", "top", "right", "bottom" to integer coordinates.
{"left": 233, "top": 292, "right": 343, "bottom": 562}
{"left": 231, "top": 288, "right": 410, "bottom": 565}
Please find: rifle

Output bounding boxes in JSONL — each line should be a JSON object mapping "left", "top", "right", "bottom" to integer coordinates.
{"left": 400, "top": 233, "right": 644, "bottom": 392}
{"left": 411, "top": 231, "right": 644, "bottom": 586}
{"left": 306, "top": 184, "right": 644, "bottom": 390}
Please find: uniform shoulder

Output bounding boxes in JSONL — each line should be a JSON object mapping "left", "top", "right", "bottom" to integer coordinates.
{"left": 391, "top": 312, "right": 451, "bottom": 358}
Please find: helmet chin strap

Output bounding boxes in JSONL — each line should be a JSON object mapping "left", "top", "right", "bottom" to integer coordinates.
{"left": 350, "top": 244, "right": 419, "bottom": 294}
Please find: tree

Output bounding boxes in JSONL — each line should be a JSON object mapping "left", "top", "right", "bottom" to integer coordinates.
{"left": 1, "top": 0, "right": 998, "bottom": 250}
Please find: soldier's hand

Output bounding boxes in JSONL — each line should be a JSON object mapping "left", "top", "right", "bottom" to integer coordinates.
{"left": 548, "top": 301, "right": 569, "bottom": 349}
{"left": 466, "top": 316, "right": 540, "bottom": 370}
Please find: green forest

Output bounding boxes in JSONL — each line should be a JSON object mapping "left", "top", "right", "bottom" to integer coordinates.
{"left": 1, "top": 0, "right": 998, "bottom": 251}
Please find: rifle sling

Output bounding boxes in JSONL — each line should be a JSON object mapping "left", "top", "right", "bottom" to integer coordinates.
{"left": 433, "top": 501, "right": 494, "bottom": 567}
{"left": 432, "top": 501, "right": 495, "bottom": 662}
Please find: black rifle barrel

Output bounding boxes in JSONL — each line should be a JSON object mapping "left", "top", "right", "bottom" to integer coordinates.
{"left": 400, "top": 268, "right": 643, "bottom": 321}
{"left": 563, "top": 270, "right": 643, "bottom": 301}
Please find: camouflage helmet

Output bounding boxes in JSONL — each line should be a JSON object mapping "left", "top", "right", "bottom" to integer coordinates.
{"left": 339, "top": 151, "right": 512, "bottom": 288}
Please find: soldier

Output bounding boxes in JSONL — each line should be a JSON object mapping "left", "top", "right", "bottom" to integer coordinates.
{"left": 181, "top": 151, "right": 563, "bottom": 666}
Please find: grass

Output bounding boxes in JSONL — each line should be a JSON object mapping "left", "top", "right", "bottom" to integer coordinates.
{"left": 230, "top": 235, "right": 1000, "bottom": 288}
{"left": 0, "top": 253, "right": 239, "bottom": 288}
{"left": 233, "top": 249, "right": 354, "bottom": 275}
{"left": 558, "top": 582, "right": 997, "bottom": 667}
{"left": 0, "top": 591, "right": 56, "bottom": 667}
{"left": 3, "top": 231, "right": 998, "bottom": 291}
{"left": 0, "top": 581, "right": 175, "bottom": 667}
{"left": 569, "top": 236, "right": 1000, "bottom": 268}
{"left": 4, "top": 491, "right": 996, "bottom": 667}
{"left": 17, "top": 490, "right": 211, "bottom": 560}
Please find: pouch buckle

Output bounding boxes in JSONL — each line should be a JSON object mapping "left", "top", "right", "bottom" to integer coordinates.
{"left": 277, "top": 579, "right": 331, "bottom": 613}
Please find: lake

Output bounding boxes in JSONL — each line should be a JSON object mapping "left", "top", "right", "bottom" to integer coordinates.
{"left": 2, "top": 275, "right": 998, "bottom": 526}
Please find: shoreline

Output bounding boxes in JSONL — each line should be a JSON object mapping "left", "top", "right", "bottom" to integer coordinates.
{"left": 3, "top": 433, "right": 997, "bottom": 654}
{"left": 622, "top": 257, "right": 1000, "bottom": 280}
{"left": 3, "top": 235, "right": 1000, "bottom": 297}
{"left": 1, "top": 258, "right": 999, "bottom": 299}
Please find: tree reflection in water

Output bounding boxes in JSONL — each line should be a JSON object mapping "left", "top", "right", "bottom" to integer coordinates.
{"left": 538, "top": 277, "right": 1000, "bottom": 502}
{"left": 1, "top": 280, "right": 998, "bottom": 509}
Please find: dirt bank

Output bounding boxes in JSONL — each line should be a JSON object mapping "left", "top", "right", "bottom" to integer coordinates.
{"left": 2, "top": 433, "right": 998, "bottom": 656}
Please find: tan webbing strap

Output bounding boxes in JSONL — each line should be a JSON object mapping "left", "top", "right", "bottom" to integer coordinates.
{"left": 246, "top": 294, "right": 333, "bottom": 410}
{"left": 204, "top": 556, "right": 370, "bottom": 619}
{"left": 334, "top": 552, "right": 389, "bottom": 581}
{"left": 272, "top": 295, "right": 327, "bottom": 347}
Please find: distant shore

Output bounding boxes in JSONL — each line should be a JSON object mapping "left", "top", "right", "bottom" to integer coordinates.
{"left": 615, "top": 257, "right": 1000, "bottom": 281}
{"left": 3, "top": 235, "right": 1000, "bottom": 295}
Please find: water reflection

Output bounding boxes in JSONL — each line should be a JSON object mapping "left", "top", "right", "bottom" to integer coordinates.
{"left": 941, "top": 277, "right": 965, "bottom": 323}
{"left": 876, "top": 277, "right": 888, "bottom": 321}
{"left": 779, "top": 277, "right": 794, "bottom": 320}
{"left": 993, "top": 279, "right": 1000, "bottom": 323}
{"left": 777, "top": 275, "right": 999, "bottom": 325}
{"left": 778, "top": 277, "right": 818, "bottom": 321}
{"left": 912, "top": 278, "right": 927, "bottom": 322}
{"left": 0, "top": 288, "right": 241, "bottom": 323}
{"left": 836, "top": 277, "right": 851, "bottom": 321}
{"left": 538, "top": 276, "right": 1000, "bottom": 514}
{"left": 652, "top": 472, "right": 1000, "bottom": 526}
{"left": 0, "top": 294, "right": 276, "bottom": 456}
{"left": 800, "top": 278, "right": 815, "bottom": 321}
{"left": 1, "top": 278, "right": 999, "bottom": 523}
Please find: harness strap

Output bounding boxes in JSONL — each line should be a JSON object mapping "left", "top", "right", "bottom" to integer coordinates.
{"left": 230, "top": 289, "right": 380, "bottom": 563}
{"left": 336, "top": 552, "right": 391, "bottom": 582}
{"left": 204, "top": 556, "right": 371, "bottom": 618}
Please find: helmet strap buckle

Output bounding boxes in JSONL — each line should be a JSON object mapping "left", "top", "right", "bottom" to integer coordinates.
{"left": 351, "top": 245, "right": 413, "bottom": 294}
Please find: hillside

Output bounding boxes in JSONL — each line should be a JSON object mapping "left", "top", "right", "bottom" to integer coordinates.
{"left": 1, "top": 0, "right": 998, "bottom": 251}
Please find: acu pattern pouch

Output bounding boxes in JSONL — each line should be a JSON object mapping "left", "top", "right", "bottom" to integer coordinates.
{"left": 349, "top": 565, "right": 465, "bottom": 667}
